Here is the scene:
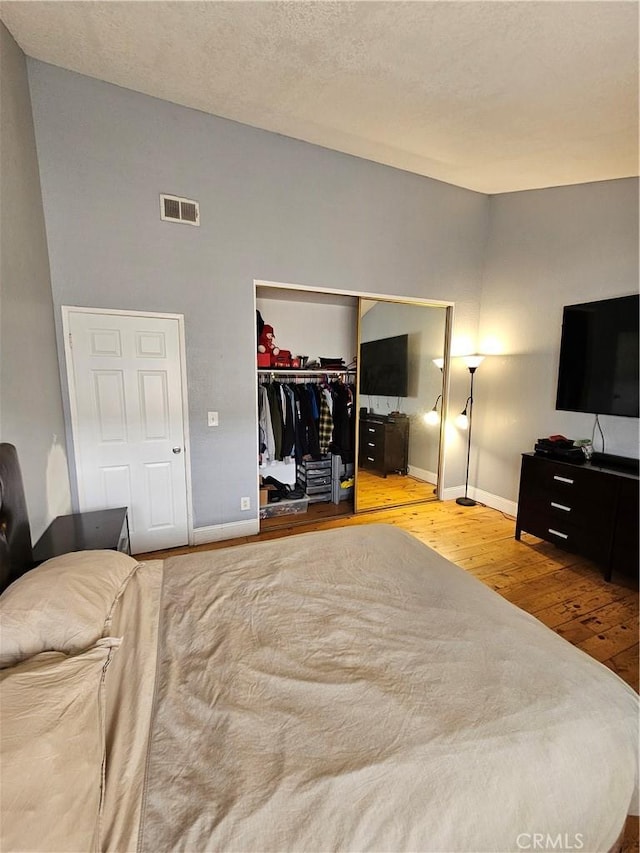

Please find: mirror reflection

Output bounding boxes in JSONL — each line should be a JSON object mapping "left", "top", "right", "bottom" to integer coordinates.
{"left": 356, "top": 299, "right": 447, "bottom": 512}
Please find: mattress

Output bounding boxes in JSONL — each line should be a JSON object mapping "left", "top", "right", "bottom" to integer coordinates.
{"left": 124, "top": 525, "right": 637, "bottom": 852}
{"left": 1, "top": 524, "right": 637, "bottom": 852}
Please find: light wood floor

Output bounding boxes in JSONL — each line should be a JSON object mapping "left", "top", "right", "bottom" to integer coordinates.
{"left": 356, "top": 468, "right": 437, "bottom": 510}
{"left": 137, "top": 498, "right": 639, "bottom": 850}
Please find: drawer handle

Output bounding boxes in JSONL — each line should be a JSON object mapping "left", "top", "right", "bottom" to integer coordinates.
{"left": 368, "top": 442, "right": 375, "bottom": 447}
{"left": 367, "top": 457, "right": 374, "bottom": 462}
{"left": 553, "top": 475, "right": 574, "bottom": 484}
{"left": 550, "top": 502, "right": 571, "bottom": 512}
{"left": 548, "top": 528, "right": 569, "bottom": 540}
{"left": 368, "top": 428, "right": 376, "bottom": 433}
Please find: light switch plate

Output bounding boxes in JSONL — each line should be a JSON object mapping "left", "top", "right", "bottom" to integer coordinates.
{"left": 207, "top": 411, "right": 219, "bottom": 427}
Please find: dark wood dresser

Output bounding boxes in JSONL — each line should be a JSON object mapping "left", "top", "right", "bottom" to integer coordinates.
{"left": 358, "top": 414, "right": 409, "bottom": 477}
{"left": 515, "top": 452, "right": 639, "bottom": 581}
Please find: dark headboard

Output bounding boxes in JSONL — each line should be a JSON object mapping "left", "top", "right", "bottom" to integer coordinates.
{"left": 0, "top": 443, "right": 33, "bottom": 592}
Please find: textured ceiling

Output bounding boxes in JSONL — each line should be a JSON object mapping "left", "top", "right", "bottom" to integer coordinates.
{"left": 1, "top": 0, "right": 638, "bottom": 194}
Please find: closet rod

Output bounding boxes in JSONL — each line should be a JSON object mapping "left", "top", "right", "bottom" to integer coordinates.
{"left": 257, "top": 368, "right": 356, "bottom": 377}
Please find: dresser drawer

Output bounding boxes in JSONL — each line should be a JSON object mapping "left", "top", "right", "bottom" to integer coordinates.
{"left": 361, "top": 447, "right": 383, "bottom": 468}
{"left": 360, "top": 422, "right": 385, "bottom": 442}
{"left": 518, "top": 490, "right": 616, "bottom": 530}
{"left": 516, "top": 505, "right": 613, "bottom": 564}
{"left": 361, "top": 435, "right": 382, "bottom": 454}
{"left": 519, "top": 455, "right": 617, "bottom": 515}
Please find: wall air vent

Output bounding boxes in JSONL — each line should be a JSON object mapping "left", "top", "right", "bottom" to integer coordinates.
{"left": 160, "top": 194, "right": 200, "bottom": 226}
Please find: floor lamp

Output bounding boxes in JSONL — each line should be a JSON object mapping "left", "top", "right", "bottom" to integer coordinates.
{"left": 456, "top": 354, "right": 485, "bottom": 507}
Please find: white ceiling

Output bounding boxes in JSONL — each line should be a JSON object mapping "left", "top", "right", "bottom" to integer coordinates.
{"left": 1, "top": 0, "right": 638, "bottom": 194}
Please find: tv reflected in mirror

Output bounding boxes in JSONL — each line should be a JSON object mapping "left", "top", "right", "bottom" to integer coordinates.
{"left": 360, "top": 334, "right": 408, "bottom": 397}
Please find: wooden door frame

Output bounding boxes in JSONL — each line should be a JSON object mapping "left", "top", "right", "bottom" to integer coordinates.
{"left": 254, "top": 280, "right": 454, "bottom": 506}
{"left": 61, "top": 305, "right": 194, "bottom": 546}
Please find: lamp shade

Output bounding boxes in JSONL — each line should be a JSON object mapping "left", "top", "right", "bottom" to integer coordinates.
{"left": 455, "top": 412, "right": 469, "bottom": 430}
{"left": 432, "top": 358, "right": 444, "bottom": 370}
{"left": 462, "top": 354, "right": 485, "bottom": 369}
{"left": 423, "top": 408, "right": 440, "bottom": 426}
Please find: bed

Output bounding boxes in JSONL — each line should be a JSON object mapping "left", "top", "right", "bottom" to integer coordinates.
{"left": 0, "top": 443, "right": 638, "bottom": 852}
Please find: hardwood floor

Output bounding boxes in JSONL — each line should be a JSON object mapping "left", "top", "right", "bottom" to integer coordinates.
{"left": 137, "top": 498, "right": 639, "bottom": 851}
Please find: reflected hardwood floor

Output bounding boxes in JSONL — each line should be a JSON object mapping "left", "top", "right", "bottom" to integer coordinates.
{"left": 356, "top": 469, "right": 437, "bottom": 510}
{"left": 136, "top": 498, "right": 638, "bottom": 851}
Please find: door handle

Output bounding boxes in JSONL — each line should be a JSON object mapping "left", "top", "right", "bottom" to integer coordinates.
{"left": 172, "top": 447, "right": 182, "bottom": 454}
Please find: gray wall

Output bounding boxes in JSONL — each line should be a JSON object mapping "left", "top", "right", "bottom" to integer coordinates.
{"left": 476, "top": 178, "right": 639, "bottom": 504}
{"left": 0, "top": 27, "right": 71, "bottom": 540}
{"left": 27, "top": 61, "right": 488, "bottom": 528}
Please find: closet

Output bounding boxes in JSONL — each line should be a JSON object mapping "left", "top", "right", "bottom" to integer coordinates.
{"left": 258, "top": 369, "right": 357, "bottom": 521}
{"left": 256, "top": 287, "right": 359, "bottom": 526}
{"left": 255, "top": 283, "right": 451, "bottom": 529}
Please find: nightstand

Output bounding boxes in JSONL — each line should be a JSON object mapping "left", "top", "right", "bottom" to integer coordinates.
{"left": 32, "top": 508, "right": 130, "bottom": 565}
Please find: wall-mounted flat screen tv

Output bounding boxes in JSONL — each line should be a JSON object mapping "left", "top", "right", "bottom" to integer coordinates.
{"left": 360, "top": 334, "right": 408, "bottom": 397}
{"left": 555, "top": 294, "right": 639, "bottom": 418}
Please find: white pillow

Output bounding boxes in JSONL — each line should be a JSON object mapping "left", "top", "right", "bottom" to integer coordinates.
{"left": 0, "top": 639, "right": 120, "bottom": 852}
{"left": 0, "top": 549, "right": 139, "bottom": 668}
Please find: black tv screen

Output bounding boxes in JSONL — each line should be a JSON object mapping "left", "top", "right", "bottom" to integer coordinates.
{"left": 555, "top": 294, "right": 639, "bottom": 418}
{"left": 360, "top": 334, "right": 408, "bottom": 397}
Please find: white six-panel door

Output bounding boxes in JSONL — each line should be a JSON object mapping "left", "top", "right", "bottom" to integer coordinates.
{"left": 64, "top": 308, "right": 189, "bottom": 553}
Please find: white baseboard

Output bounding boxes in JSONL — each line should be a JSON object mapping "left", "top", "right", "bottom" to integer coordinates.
{"left": 442, "top": 486, "right": 517, "bottom": 518}
{"left": 407, "top": 465, "right": 437, "bottom": 484}
{"left": 442, "top": 485, "right": 465, "bottom": 502}
{"left": 192, "top": 517, "right": 260, "bottom": 545}
{"left": 470, "top": 487, "right": 517, "bottom": 517}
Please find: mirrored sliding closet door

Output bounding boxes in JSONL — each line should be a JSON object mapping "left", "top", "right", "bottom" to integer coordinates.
{"left": 355, "top": 298, "right": 448, "bottom": 512}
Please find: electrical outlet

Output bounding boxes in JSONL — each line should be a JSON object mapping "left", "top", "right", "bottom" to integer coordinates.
{"left": 207, "top": 411, "right": 219, "bottom": 427}
{"left": 240, "top": 496, "right": 251, "bottom": 511}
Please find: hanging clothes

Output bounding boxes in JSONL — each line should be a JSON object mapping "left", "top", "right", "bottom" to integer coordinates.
{"left": 266, "top": 382, "right": 284, "bottom": 460}
{"left": 258, "top": 374, "right": 355, "bottom": 464}
{"left": 258, "top": 385, "right": 275, "bottom": 463}
{"left": 329, "top": 381, "right": 355, "bottom": 463}
{"left": 318, "top": 391, "right": 334, "bottom": 455}
{"left": 281, "top": 385, "right": 296, "bottom": 459}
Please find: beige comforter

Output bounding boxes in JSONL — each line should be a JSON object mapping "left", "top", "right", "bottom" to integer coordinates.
{"left": 135, "top": 525, "right": 638, "bottom": 853}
